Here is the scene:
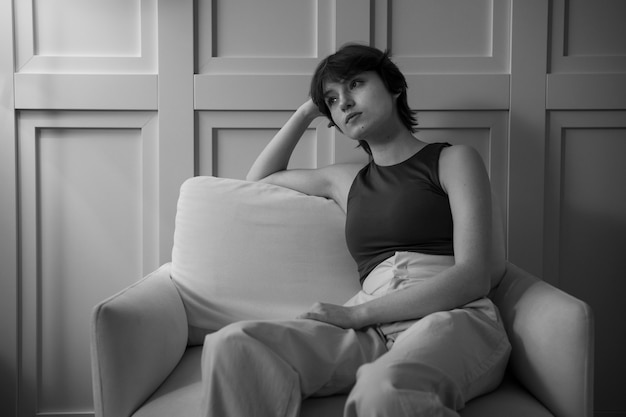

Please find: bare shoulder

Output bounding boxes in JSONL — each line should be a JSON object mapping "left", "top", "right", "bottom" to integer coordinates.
{"left": 439, "top": 143, "right": 484, "bottom": 167}
{"left": 438, "top": 144, "right": 488, "bottom": 193}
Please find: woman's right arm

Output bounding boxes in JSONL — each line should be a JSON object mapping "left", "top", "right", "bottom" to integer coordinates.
{"left": 246, "top": 99, "right": 341, "bottom": 200}
{"left": 246, "top": 99, "right": 321, "bottom": 183}
{"left": 246, "top": 99, "right": 363, "bottom": 208}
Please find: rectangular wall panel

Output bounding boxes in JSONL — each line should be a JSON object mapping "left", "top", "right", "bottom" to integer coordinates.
{"left": 564, "top": 1, "right": 626, "bottom": 57}
{"left": 212, "top": 0, "right": 316, "bottom": 58}
{"left": 38, "top": 128, "right": 143, "bottom": 412}
{"left": 33, "top": 0, "right": 141, "bottom": 56}
{"left": 375, "top": 0, "right": 510, "bottom": 73}
{"left": 210, "top": 128, "right": 317, "bottom": 179}
{"left": 196, "top": 111, "right": 338, "bottom": 179}
{"left": 561, "top": 129, "right": 626, "bottom": 414}
{"left": 550, "top": 0, "right": 626, "bottom": 73}
{"left": 14, "top": 0, "right": 157, "bottom": 74}
{"left": 17, "top": 111, "right": 158, "bottom": 416}
{"left": 545, "top": 111, "right": 626, "bottom": 415}
{"left": 196, "top": 0, "right": 334, "bottom": 74}
{"left": 391, "top": 0, "right": 494, "bottom": 57}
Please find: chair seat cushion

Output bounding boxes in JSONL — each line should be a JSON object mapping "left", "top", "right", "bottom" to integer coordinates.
{"left": 132, "top": 347, "right": 203, "bottom": 417}
{"left": 133, "top": 348, "right": 553, "bottom": 417}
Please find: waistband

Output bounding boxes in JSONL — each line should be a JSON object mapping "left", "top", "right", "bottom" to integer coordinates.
{"left": 362, "top": 251, "right": 455, "bottom": 296}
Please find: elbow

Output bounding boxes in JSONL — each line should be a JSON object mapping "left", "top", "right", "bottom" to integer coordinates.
{"left": 473, "top": 265, "right": 492, "bottom": 299}
{"left": 459, "top": 262, "right": 491, "bottom": 301}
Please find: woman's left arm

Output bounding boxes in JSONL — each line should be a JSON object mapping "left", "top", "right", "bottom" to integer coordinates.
{"left": 299, "top": 145, "right": 492, "bottom": 329}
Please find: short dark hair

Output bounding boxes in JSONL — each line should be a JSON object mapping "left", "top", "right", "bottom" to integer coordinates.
{"left": 310, "top": 44, "right": 418, "bottom": 155}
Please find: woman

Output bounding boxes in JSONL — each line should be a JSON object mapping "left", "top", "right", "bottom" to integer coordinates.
{"left": 201, "top": 44, "right": 510, "bottom": 417}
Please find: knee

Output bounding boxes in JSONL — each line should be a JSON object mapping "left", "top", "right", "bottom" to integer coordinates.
{"left": 202, "top": 321, "right": 261, "bottom": 364}
{"left": 347, "top": 362, "right": 462, "bottom": 416}
{"left": 347, "top": 364, "right": 402, "bottom": 414}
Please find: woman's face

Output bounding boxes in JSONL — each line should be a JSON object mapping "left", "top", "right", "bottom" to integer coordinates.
{"left": 323, "top": 71, "right": 399, "bottom": 141}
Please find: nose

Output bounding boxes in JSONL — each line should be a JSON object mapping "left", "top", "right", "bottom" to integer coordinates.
{"left": 339, "top": 92, "right": 354, "bottom": 112}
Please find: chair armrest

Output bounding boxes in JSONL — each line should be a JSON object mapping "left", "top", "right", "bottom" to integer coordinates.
{"left": 492, "top": 261, "right": 594, "bottom": 417}
{"left": 90, "top": 263, "right": 188, "bottom": 417}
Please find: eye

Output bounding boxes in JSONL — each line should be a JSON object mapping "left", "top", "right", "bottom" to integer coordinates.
{"left": 326, "top": 96, "right": 337, "bottom": 107}
{"left": 349, "top": 79, "right": 362, "bottom": 89}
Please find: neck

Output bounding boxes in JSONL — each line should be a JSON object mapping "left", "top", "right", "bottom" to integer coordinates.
{"left": 367, "top": 130, "right": 425, "bottom": 166}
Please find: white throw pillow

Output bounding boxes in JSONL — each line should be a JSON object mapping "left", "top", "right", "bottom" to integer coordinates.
{"left": 170, "top": 176, "right": 361, "bottom": 344}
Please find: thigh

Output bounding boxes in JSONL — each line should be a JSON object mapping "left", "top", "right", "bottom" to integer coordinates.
{"left": 205, "top": 319, "right": 387, "bottom": 397}
{"left": 377, "top": 299, "right": 511, "bottom": 402}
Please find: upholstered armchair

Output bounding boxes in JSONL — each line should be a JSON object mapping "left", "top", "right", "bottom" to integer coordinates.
{"left": 91, "top": 176, "right": 594, "bottom": 417}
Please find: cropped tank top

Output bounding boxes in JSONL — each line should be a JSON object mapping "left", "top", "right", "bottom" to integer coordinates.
{"left": 345, "top": 142, "right": 454, "bottom": 282}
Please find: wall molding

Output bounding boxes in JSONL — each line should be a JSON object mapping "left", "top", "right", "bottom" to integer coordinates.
{"left": 14, "top": 74, "right": 158, "bottom": 110}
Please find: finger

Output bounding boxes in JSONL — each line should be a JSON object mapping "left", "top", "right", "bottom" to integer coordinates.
{"left": 296, "top": 312, "right": 316, "bottom": 320}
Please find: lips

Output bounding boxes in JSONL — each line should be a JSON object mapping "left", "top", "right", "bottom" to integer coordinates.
{"left": 345, "top": 112, "right": 361, "bottom": 125}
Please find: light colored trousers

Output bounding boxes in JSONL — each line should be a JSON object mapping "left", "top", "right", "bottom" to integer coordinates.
{"left": 201, "top": 252, "right": 511, "bottom": 417}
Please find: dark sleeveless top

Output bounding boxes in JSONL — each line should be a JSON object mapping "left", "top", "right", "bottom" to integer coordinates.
{"left": 345, "top": 142, "right": 454, "bottom": 282}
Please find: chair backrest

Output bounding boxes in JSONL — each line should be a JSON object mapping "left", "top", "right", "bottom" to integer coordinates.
{"left": 170, "top": 176, "right": 361, "bottom": 344}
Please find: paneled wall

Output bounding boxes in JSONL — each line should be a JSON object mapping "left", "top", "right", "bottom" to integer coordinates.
{"left": 544, "top": 2, "right": 626, "bottom": 412}
{"left": 1, "top": 1, "right": 625, "bottom": 416}
{"left": 8, "top": 1, "right": 166, "bottom": 416}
